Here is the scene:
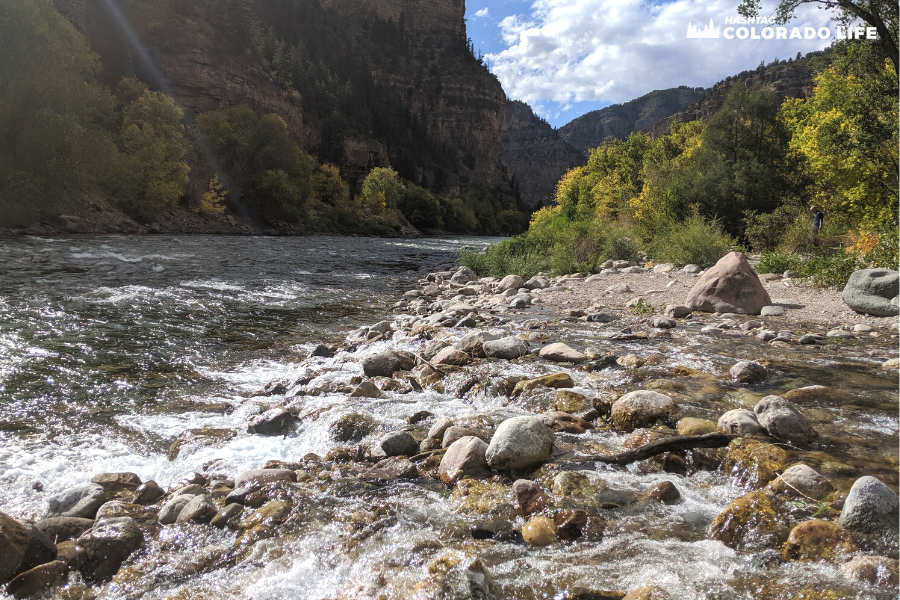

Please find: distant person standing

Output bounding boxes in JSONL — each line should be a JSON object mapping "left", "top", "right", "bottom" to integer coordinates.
{"left": 811, "top": 206, "right": 824, "bottom": 239}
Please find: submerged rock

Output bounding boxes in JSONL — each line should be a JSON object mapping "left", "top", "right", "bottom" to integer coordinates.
{"left": 781, "top": 519, "right": 857, "bottom": 562}
{"left": 6, "top": 561, "right": 68, "bottom": 599}
{"left": 330, "top": 413, "right": 375, "bottom": 443}
{"left": 512, "top": 373, "right": 574, "bottom": 396}
{"left": 247, "top": 407, "right": 293, "bottom": 435}
{"left": 840, "top": 556, "right": 899, "bottom": 587}
{"left": 708, "top": 490, "right": 789, "bottom": 553}
{"left": 511, "top": 480, "right": 549, "bottom": 516}
{"left": 722, "top": 439, "right": 790, "bottom": 489}
{"left": 610, "top": 391, "right": 676, "bottom": 432}
{"left": 484, "top": 417, "right": 553, "bottom": 470}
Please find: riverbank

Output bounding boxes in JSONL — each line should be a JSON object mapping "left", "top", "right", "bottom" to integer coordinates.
{"left": 1, "top": 245, "right": 897, "bottom": 599}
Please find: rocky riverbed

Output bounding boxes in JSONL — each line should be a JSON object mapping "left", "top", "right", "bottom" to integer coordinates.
{"left": 1, "top": 251, "right": 898, "bottom": 600}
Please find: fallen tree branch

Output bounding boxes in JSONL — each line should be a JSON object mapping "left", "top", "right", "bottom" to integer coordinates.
{"left": 567, "top": 433, "right": 736, "bottom": 466}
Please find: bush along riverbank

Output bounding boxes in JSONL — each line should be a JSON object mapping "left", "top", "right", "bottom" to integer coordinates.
{"left": 2, "top": 261, "right": 899, "bottom": 599}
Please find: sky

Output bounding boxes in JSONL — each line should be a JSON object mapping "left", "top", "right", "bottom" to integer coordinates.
{"left": 465, "top": 0, "right": 838, "bottom": 127}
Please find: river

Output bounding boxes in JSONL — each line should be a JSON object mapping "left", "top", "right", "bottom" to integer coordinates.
{"left": 0, "top": 235, "right": 897, "bottom": 599}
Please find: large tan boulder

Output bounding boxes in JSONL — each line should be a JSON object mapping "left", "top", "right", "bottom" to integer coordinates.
{"left": 685, "top": 252, "right": 771, "bottom": 314}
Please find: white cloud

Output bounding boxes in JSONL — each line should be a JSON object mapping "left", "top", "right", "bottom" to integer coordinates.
{"left": 487, "top": 0, "right": 835, "bottom": 112}
{"left": 474, "top": 7, "right": 490, "bottom": 18}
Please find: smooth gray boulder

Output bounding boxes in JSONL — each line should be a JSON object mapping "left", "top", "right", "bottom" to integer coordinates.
{"left": 729, "top": 360, "right": 768, "bottom": 384}
{"left": 842, "top": 269, "right": 899, "bottom": 316}
{"left": 611, "top": 391, "right": 676, "bottom": 432}
{"left": 379, "top": 431, "right": 419, "bottom": 457}
{"left": 361, "top": 350, "right": 416, "bottom": 377}
{"left": 450, "top": 267, "right": 477, "bottom": 284}
{"left": 456, "top": 331, "right": 500, "bottom": 357}
{"left": 686, "top": 252, "right": 771, "bottom": 314}
{"left": 158, "top": 495, "right": 194, "bottom": 525}
{"left": 768, "top": 464, "right": 834, "bottom": 500}
{"left": 426, "top": 416, "right": 454, "bottom": 442}
{"left": 485, "top": 417, "right": 553, "bottom": 470}
{"left": 753, "top": 395, "right": 816, "bottom": 445}
{"left": 482, "top": 336, "right": 528, "bottom": 360}
{"left": 538, "top": 342, "right": 587, "bottom": 363}
{"left": 46, "top": 484, "right": 106, "bottom": 519}
{"left": 717, "top": 409, "right": 764, "bottom": 435}
{"left": 497, "top": 274, "right": 525, "bottom": 291}
{"left": 838, "top": 476, "right": 899, "bottom": 542}
{"left": 76, "top": 517, "right": 143, "bottom": 583}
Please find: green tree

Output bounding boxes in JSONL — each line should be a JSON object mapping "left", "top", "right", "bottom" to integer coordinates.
{"left": 360, "top": 167, "right": 405, "bottom": 215}
{"left": 115, "top": 90, "right": 190, "bottom": 220}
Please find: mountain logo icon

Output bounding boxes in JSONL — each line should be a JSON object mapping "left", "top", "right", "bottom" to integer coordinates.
{"left": 687, "top": 19, "right": 720, "bottom": 39}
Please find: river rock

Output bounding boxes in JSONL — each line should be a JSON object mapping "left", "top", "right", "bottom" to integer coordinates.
{"left": 6, "top": 561, "right": 68, "bottom": 599}
{"left": 539, "top": 411, "right": 594, "bottom": 434}
{"left": 623, "top": 586, "right": 671, "bottom": 600}
{"left": 552, "top": 471, "right": 597, "bottom": 500}
{"left": 247, "top": 407, "right": 293, "bottom": 435}
{"left": 484, "top": 417, "right": 553, "bottom": 470}
{"left": 431, "top": 347, "right": 471, "bottom": 367}
{"left": 158, "top": 495, "right": 193, "bottom": 525}
{"left": 605, "top": 283, "right": 632, "bottom": 294}
{"left": 664, "top": 305, "right": 691, "bottom": 318}
{"left": 610, "top": 391, "right": 676, "bottom": 432}
{"left": 77, "top": 517, "right": 143, "bottom": 583}
{"left": 427, "top": 416, "right": 454, "bottom": 442}
{"left": 329, "top": 413, "right": 375, "bottom": 442}
{"left": 0, "top": 513, "right": 30, "bottom": 583}
{"left": 729, "top": 360, "right": 767, "bottom": 384}
{"left": 234, "top": 469, "right": 297, "bottom": 490}
{"left": 635, "top": 481, "right": 681, "bottom": 505}
{"left": 841, "top": 556, "right": 899, "bottom": 587}
{"left": 497, "top": 274, "right": 525, "bottom": 291}
{"left": 838, "top": 476, "right": 899, "bottom": 542}
{"left": 782, "top": 385, "right": 852, "bottom": 404}
{"left": 414, "top": 364, "right": 444, "bottom": 387}
{"left": 439, "top": 437, "right": 490, "bottom": 484}
{"left": 511, "top": 480, "right": 549, "bottom": 516}
{"left": 759, "top": 305, "right": 785, "bottom": 317}
{"left": 525, "top": 276, "right": 550, "bottom": 289}
{"left": 676, "top": 417, "right": 717, "bottom": 436}
{"left": 842, "top": 269, "right": 899, "bottom": 316}
{"left": 522, "top": 516, "right": 557, "bottom": 547}
{"left": 442, "top": 426, "right": 482, "bottom": 448}
{"left": 46, "top": 484, "right": 106, "bottom": 519}
{"left": 210, "top": 503, "right": 243, "bottom": 528}
{"left": 361, "top": 350, "right": 416, "bottom": 377}
{"left": 422, "top": 340, "right": 450, "bottom": 362}
{"left": 768, "top": 464, "right": 834, "bottom": 500}
{"left": 365, "top": 457, "right": 418, "bottom": 481}
{"left": 512, "top": 373, "right": 574, "bottom": 396}
{"left": 33, "top": 517, "right": 94, "bottom": 544}
{"left": 539, "top": 343, "right": 587, "bottom": 363}
{"left": 450, "top": 267, "right": 477, "bottom": 284}
{"left": 708, "top": 490, "right": 790, "bottom": 552}
{"left": 131, "top": 481, "right": 165, "bottom": 505}
{"left": 456, "top": 331, "right": 499, "bottom": 357}
{"left": 685, "top": 252, "right": 771, "bottom": 314}
{"left": 753, "top": 396, "right": 816, "bottom": 445}
{"left": 782, "top": 519, "right": 857, "bottom": 563}
{"left": 349, "top": 381, "right": 384, "bottom": 398}
{"left": 723, "top": 439, "right": 790, "bottom": 488}
{"left": 651, "top": 317, "right": 675, "bottom": 329}
{"left": 175, "top": 494, "right": 217, "bottom": 524}
{"left": 380, "top": 431, "right": 419, "bottom": 457}
{"left": 553, "top": 390, "right": 586, "bottom": 413}
{"left": 482, "top": 336, "right": 528, "bottom": 359}
{"left": 91, "top": 472, "right": 142, "bottom": 495}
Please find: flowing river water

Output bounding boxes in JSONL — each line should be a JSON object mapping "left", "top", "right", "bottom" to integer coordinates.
{"left": 0, "top": 235, "right": 897, "bottom": 600}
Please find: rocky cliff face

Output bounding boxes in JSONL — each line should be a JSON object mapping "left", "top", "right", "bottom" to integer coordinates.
{"left": 501, "top": 101, "right": 585, "bottom": 208}
{"left": 559, "top": 87, "right": 706, "bottom": 155}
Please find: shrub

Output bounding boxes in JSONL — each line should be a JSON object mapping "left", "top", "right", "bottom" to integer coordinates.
{"left": 649, "top": 212, "right": 734, "bottom": 266}
{"left": 460, "top": 240, "right": 550, "bottom": 280}
{"left": 758, "top": 250, "right": 806, "bottom": 276}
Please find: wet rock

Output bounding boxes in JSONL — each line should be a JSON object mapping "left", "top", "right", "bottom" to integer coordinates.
{"left": 175, "top": 494, "right": 217, "bottom": 524}
{"left": 169, "top": 483, "right": 205, "bottom": 497}
{"left": 676, "top": 417, "right": 717, "bottom": 436}
{"left": 539, "top": 343, "right": 587, "bottom": 363}
{"left": 0, "top": 513, "right": 30, "bottom": 583}
{"left": 408, "top": 410, "right": 433, "bottom": 425}
{"left": 90, "top": 473, "right": 142, "bottom": 495}
{"left": 414, "top": 364, "right": 445, "bottom": 387}
{"left": 767, "top": 464, "right": 834, "bottom": 500}
{"left": 234, "top": 469, "right": 297, "bottom": 490}
{"left": 782, "top": 385, "right": 852, "bottom": 405}
{"left": 484, "top": 417, "right": 554, "bottom": 470}
{"left": 131, "top": 481, "right": 165, "bottom": 505}
{"left": 708, "top": 490, "right": 790, "bottom": 552}
{"left": 13, "top": 524, "right": 56, "bottom": 578}
{"left": 349, "top": 381, "right": 384, "bottom": 398}
{"left": 798, "top": 334, "right": 820, "bottom": 345}
{"left": 330, "top": 413, "right": 375, "bottom": 443}
{"left": 553, "top": 390, "right": 586, "bottom": 413}
{"left": 6, "top": 561, "right": 68, "bottom": 599}
{"left": 842, "top": 269, "right": 899, "bottom": 316}
{"left": 431, "top": 347, "right": 471, "bottom": 367}
{"left": 450, "top": 267, "right": 477, "bottom": 284}
{"left": 55, "top": 540, "right": 84, "bottom": 569}
{"left": 225, "top": 487, "right": 252, "bottom": 506}
{"left": 365, "top": 457, "right": 418, "bottom": 481}
{"left": 840, "top": 556, "right": 899, "bottom": 587}
{"left": 439, "top": 437, "right": 490, "bottom": 484}
{"left": 756, "top": 330, "right": 776, "bottom": 341}
{"left": 210, "top": 503, "right": 243, "bottom": 528}
{"left": 717, "top": 409, "right": 764, "bottom": 436}
{"left": 310, "top": 343, "right": 334, "bottom": 358}
{"left": 540, "top": 411, "right": 594, "bottom": 434}
{"left": 610, "top": 391, "right": 676, "bottom": 432}
{"left": 380, "top": 431, "right": 419, "bottom": 457}
{"left": 247, "top": 407, "right": 293, "bottom": 435}
{"left": 512, "top": 373, "right": 574, "bottom": 396}
{"left": 33, "top": 517, "right": 94, "bottom": 544}
{"left": 426, "top": 416, "right": 454, "bottom": 442}
{"left": 555, "top": 509, "right": 604, "bottom": 542}
{"left": 171, "top": 472, "right": 207, "bottom": 488}
{"left": 635, "top": 481, "right": 681, "bottom": 505}
{"left": 361, "top": 350, "right": 416, "bottom": 377}
{"left": 753, "top": 396, "right": 816, "bottom": 445}
{"left": 456, "top": 332, "right": 498, "bottom": 357}
{"left": 497, "top": 274, "right": 525, "bottom": 291}
{"left": 511, "top": 480, "right": 549, "bottom": 516}
{"left": 782, "top": 519, "right": 857, "bottom": 562}
{"left": 522, "top": 516, "right": 557, "bottom": 546}
{"left": 449, "top": 480, "right": 512, "bottom": 517}
{"left": 412, "top": 550, "right": 496, "bottom": 600}
{"left": 94, "top": 501, "right": 148, "bottom": 523}
{"left": 240, "top": 500, "right": 292, "bottom": 530}
{"left": 723, "top": 439, "right": 790, "bottom": 488}
{"left": 77, "top": 517, "right": 143, "bottom": 583}
{"left": 46, "top": 484, "right": 106, "bottom": 519}
{"left": 686, "top": 252, "right": 771, "bottom": 314}
{"left": 168, "top": 427, "right": 237, "bottom": 460}
{"left": 651, "top": 317, "right": 675, "bottom": 329}
{"left": 482, "top": 336, "right": 528, "bottom": 359}
{"left": 158, "top": 495, "right": 194, "bottom": 525}
{"left": 442, "top": 426, "right": 482, "bottom": 448}
{"left": 586, "top": 312, "right": 619, "bottom": 323}
{"left": 664, "top": 305, "right": 691, "bottom": 318}
{"left": 623, "top": 586, "right": 671, "bottom": 600}
{"left": 838, "top": 476, "right": 899, "bottom": 543}
{"left": 552, "top": 471, "right": 599, "bottom": 501}
{"left": 730, "top": 361, "right": 768, "bottom": 385}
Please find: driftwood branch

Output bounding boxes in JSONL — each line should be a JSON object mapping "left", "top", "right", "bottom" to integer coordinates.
{"left": 567, "top": 433, "right": 736, "bottom": 466}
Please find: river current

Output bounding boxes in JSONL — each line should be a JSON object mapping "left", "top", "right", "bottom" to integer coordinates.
{"left": 0, "top": 235, "right": 897, "bottom": 600}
